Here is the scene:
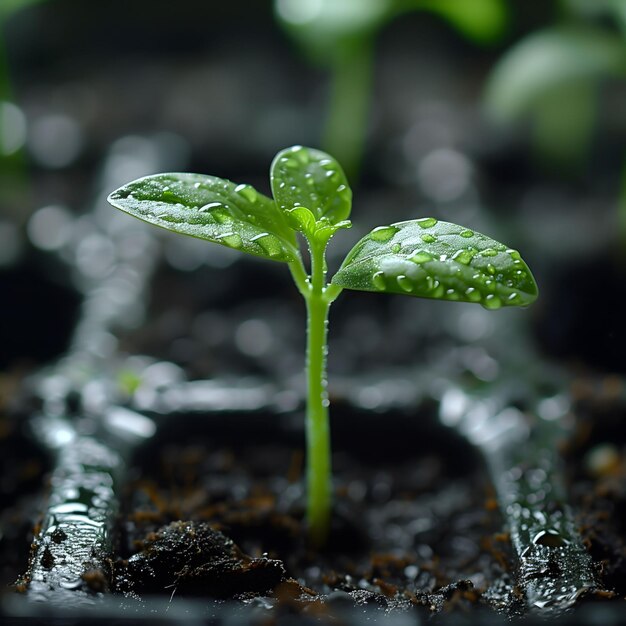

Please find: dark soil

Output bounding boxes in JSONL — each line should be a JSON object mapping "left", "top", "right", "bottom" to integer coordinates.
{"left": 565, "top": 375, "right": 626, "bottom": 598}
{"left": 111, "top": 408, "right": 513, "bottom": 617}
{"left": 0, "top": 401, "right": 49, "bottom": 593}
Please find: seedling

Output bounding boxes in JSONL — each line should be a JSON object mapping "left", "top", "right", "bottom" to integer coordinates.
{"left": 108, "top": 145, "right": 538, "bottom": 545}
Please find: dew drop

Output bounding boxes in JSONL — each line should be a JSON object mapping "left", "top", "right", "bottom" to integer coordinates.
{"left": 372, "top": 271, "right": 386, "bottom": 290}
{"left": 409, "top": 251, "right": 432, "bottom": 264}
{"left": 251, "top": 233, "right": 282, "bottom": 258}
{"left": 465, "top": 287, "right": 481, "bottom": 302}
{"left": 432, "top": 281, "right": 445, "bottom": 298}
{"left": 397, "top": 275, "right": 413, "bottom": 292}
{"left": 337, "top": 184, "right": 350, "bottom": 199}
{"left": 507, "top": 249, "right": 521, "bottom": 260}
{"left": 460, "top": 229, "right": 473, "bottom": 238}
{"left": 370, "top": 226, "right": 398, "bottom": 243}
{"left": 421, "top": 234, "right": 437, "bottom": 243}
{"left": 486, "top": 263, "right": 496, "bottom": 275}
{"left": 234, "top": 184, "right": 258, "bottom": 203}
{"left": 417, "top": 217, "right": 438, "bottom": 229}
{"left": 193, "top": 182, "right": 202, "bottom": 189}
{"left": 391, "top": 243, "right": 401, "bottom": 253}
{"left": 452, "top": 249, "right": 475, "bottom": 265}
{"left": 482, "top": 294, "right": 502, "bottom": 310}
{"left": 199, "top": 201, "right": 222, "bottom": 213}
{"left": 293, "top": 148, "right": 308, "bottom": 164}
{"left": 212, "top": 209, "right": 234, "bottom": 224}
{"left": 532, "top": 529, "right": 566, "bottom": 548}
{"left": 508, "top": 292, "right": 519, "bottom": 302}
{"left": 218, "top": 233, "right": 243, "bottom": 249}
{"left": 480, "top": 248, "right": 498, "bottom": 257}
{"left": 446, "top": 288, "right": 459, "bottom": 300}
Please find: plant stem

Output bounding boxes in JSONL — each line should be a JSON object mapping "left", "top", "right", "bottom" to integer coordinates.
{"left": 304, "top": 240, "right": 333, "bottom": 546}
{"left": 323, "top": 37, "right": 373, "bottom": 181}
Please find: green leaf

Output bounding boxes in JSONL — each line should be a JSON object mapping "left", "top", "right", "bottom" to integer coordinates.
{"left": 285, "top": 206, "right": 317, "bottom": 235}
{"left": 274, "top": 0, "right": 393, "bottom": 62}
{"left": 418, "top": 0, "right": 508, "bottom": 45}
{"left": 270, "top": 146, "right": 352, "bottom": 228}
{"left": 331, "top": 218, "right": 538, "bottom": 309}
{"left": 108, "top": 173, "right": 298, "bottom": 263}
{"left": 484, "top": 26, "right": 626, "bottom": 124}
{"left": 0, "top": 0, "right": 46, "bottom": 20}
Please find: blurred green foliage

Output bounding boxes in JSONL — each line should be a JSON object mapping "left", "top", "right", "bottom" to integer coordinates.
{"left": 484, "top": 0, "right": 626, "bottom": 171}
{"left": 275, "top": 0, "right": 509, "bottom": 178}
{"left": 0, "top": 0, "right": 45, "bottom": 214}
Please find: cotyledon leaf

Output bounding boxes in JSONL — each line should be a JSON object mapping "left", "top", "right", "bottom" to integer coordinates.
{"left": 331, "top": 218, "right": 538, "bottom": 309}
{"left": 107, "top": 173, "right": 298, "bottom": 263}
{"left": 270, "top": 145, "right": 352, "bottom": 228}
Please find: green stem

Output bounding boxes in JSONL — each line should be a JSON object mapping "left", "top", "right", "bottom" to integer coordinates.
{"left": 323, "top": 36, "right": 373, "bottom": 181}
{"left": 304, "top": 240, "right": 333, "bottom": 546}
{"left": 288, "top": 257, "right": 310, "bottom": 297}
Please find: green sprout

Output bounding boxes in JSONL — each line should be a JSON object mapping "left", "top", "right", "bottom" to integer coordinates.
{"left": 108, "top": 145, "right": 538, "bottom": 546}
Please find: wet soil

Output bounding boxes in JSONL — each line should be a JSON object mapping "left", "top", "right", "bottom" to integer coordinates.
{"left": 111, "top": 408, "right": 513, "bottom": 617}
{"left": 565, "top": 376, "right": 626, "bottom": 600}
{"left": 0, "top": 400, "right": 49, "bottom": 593}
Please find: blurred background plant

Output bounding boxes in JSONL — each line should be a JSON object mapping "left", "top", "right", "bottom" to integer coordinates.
{"left": 275, "top": 0, "right": 509, "bottom": 178}
{"left": 484, "top": 0, "right": 626, "bottom": 173}
{"left": 0, "top": 0, "right": 46, "bottom": 220}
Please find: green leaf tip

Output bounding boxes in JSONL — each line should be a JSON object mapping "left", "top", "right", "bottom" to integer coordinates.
{"left": 107, "top": 172, "right": 297, "bottom": 263}
{"left": 331, "top": 218, "right": 538, "bottom": 309}
{"left": 270, "top": 145, "right": 352, "bottom": 228}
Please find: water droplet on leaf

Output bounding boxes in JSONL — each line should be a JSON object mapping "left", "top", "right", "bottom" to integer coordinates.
{"left": 421, "top": 234, "right": 436, "bottom": 243}
{"left": 199, "top": 202, "right": 222, "bottom": 213}
{"left": 370, "top": 226, "right": 398, "bottom": 243}
{"left": 218, "top": 233, "right": 243, "bottom": 249}
{"left": 234, "top": 184, "right": 258, "bottom": 203}
{"left": 465, "top": 287, "right": 481, "bottom": 302}
{"left": 452, "top": 249, "right": 475, "bottom": 265}
{"left": 397, "top": 275, "right": 413, "bottom": 292}
{"left": 482, "top": 294, "right": 502, "bottom": 309}
{"left": 409, "top": 251, "right": 432, "bottom": 264}
{"left": 372, "top": 271, "right": 386, "bottom": 290}
{"left": 251, "top": 233, "right": 282, "bottom": 257}
{"left": 417, "top": 217, "right": 438, "bottom": 229}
